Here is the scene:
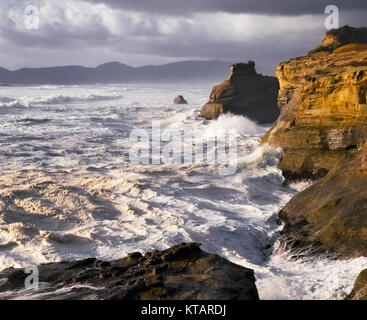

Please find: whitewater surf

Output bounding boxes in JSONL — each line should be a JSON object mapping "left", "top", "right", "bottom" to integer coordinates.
{"left": 0, "top": 83, "right": 366, "bottom": 299}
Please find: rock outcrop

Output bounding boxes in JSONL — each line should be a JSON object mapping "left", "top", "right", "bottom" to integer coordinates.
{"left": 262, "top": 26, "right": 367, "bottom": 258}
{"left": 200, "top": 61, "right": 279, "bottom": 124}
{"left": 309, "top": 25, "right": 367, "bottom": 54}
{"left": 262, "top": 26, "right": 367, "bottom": 182}
{"left": 347, "top": 269, "right": 367, "bottom": 300}
{"left": 173, "top": 95, "right": 188, "bottom": 104}
{"left": 0, "top": 243, "right": 259, "bottom": 300}
{"left": 277, "top": 142, "right": 367, "bottom": 258}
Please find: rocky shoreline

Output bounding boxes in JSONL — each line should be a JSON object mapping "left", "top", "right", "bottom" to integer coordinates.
{"left": 1, "top": 25, "right": 367, "bottom": 301}
{"left": 261, "top": 26, "right": 367, "bottom": 259}
{"left": 260, "top": 26, "right": 367, "bottom": 299}
{"left": 199, "top": 25, "right": 367, "bottom": 298}
{"left": 0, "top": 243, "right": 258, "bottom": 300}
{"left": 262, "top": 27, "right": 367, "bottom": 182}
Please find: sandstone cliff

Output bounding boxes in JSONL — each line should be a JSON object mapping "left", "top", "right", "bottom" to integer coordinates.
{"left": 0, "top": 243, "right": 259, "bottom": 300}
{"left": 263, "top": 26, "right": 367, "bottom": 259}
{"left": 277, "top": 142, "right": 367, "bottom": 258}
{"left": 262, "top": 27, "right": 367, "bottom": 181}
{"left": 309, "top": 25, "right": 367, "bottom": 54}
{"left": 200, "top": 61, "right": 279, "bottom": 124}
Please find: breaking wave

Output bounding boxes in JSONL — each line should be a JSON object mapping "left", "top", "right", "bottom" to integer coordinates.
{"left": 32, "top": 93, "right": 123, "bottom": 104}
{"left": 0, "top": 83, "right": 366, "bottom": 300}
{"left": 0, "top": 93, "right": 123, "bottom": 109}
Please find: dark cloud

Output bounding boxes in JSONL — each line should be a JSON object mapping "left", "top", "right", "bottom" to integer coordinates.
{"left": 0, "top": 0, "right": 366, "bottom": 75}
{"left": 86, "top": 0, "right": 367, "bottom": 16}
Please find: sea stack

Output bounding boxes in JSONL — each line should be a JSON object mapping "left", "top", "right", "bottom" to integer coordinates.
{"left": 200, "top": 61, "right": 279, "bottom": 124}
{"left": 173, "top": 95, "right": 188, "bottom": 104}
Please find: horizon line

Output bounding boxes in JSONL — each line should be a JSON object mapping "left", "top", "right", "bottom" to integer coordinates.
{"left": 0, "top": 59, "right": 237, "bottom": 73}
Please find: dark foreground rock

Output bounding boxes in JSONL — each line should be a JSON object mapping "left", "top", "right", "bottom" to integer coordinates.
{"left": 173, "top": 95, "right": 188, "bottom": 104}
{"left": 200, "top": 61, "right": 279, "bottom": 124}
{"left": 0, "top": 242, "right": 259, "bottom": 300}
{"left": 347, "top": 269, "right": 367, "bottom": 300}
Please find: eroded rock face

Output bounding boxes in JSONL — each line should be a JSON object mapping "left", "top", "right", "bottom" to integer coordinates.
{"left": 0, "top": 243, "right": 259, "bottom": 300}
{"left": 200, "top": 61, "right": 279, "bottom": 124}
{"left": 263, "top": 27, "right": 367, "bottom": 259}
{"left": 262, "top": 26, "right": 367, "bottom": 182}
{"left": 277, "top": 142, "right": 367, "bottom": 258}
{"left": 309, "top": 25, "right": 367, "bottom": 54}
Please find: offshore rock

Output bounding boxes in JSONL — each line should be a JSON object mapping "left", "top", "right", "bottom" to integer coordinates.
{"left": 200, "top": 61, "right": 279, "bottom": 124}
{"left": 173, "top": 95, "right": 188, "bottom": 104}
{"left": 0, "top": 243, "right": 259, "bottom": 300}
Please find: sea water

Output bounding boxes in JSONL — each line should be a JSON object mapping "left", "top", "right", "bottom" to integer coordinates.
{"left": 0, "top": 83, "right": 366, "bottom": 299}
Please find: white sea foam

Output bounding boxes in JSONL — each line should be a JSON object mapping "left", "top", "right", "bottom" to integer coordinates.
{"left": 0, "top": 92, "right": 122, "bottom": 110}
{"left": 28, "top": 93, "right": 123, "bottom": 104}
{"left": 203, "top": 113, "right": 265, "bottom": 138}
{"left": 0, "top": 83, "right": 366, "bottom": 300}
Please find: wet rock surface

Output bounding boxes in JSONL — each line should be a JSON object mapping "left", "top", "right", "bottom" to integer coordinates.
{"left": 347, "top": 269, "right": 367, "bottom": 300}
{"left": 262, "top": 26, "right": 367, "bottom": 259}
{"left": 0, "top": 243, "right": 259, "bottom": 300}
{"left": 277, "top": 142, "right": 367, "bottom": 259}
{"left": 200, "top": 61, "right": 279, "bottom": 124}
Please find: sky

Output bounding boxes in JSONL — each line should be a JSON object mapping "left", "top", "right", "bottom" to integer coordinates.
{"left": 0, "top": 0, "right": 366, "bottom": 75}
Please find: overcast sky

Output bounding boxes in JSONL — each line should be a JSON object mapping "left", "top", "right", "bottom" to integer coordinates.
{"left": 0, "top": 0, "right": 366, "bottom": 74}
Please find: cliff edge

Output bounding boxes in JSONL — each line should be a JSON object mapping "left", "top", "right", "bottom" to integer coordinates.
{"left": 263, "top": 26, "right": 367, "bottom": 259}
{"left": 262, "top": 26, "right": 367, "bottom": 182}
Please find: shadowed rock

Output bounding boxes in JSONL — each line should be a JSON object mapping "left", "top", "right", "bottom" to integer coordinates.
{"left": 276, "top": 142, "right": 367, "bottom": 259}
{"left": 309, "top": 25, "right": 367, "bottom": 54}
{"left": 173, "top": 95, "right": 188, "bottom": 104}
{"left": 347, "top": 269, "right": 367, "bottom": 300}
{"left": 0, "top": 243, "right": 259, "bottom": 300}
{"left": 200, "top": 61, "right": 279, "bottom": 124}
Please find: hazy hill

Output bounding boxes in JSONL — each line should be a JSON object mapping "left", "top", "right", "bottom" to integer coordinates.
{"left": 0, "top": 60, "right": 233, "bottom": 84}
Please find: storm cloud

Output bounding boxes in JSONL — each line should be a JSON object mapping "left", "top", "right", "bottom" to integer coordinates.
{"left": 0, "top": 0, "right": 366, "bottom": 75}
{"left": 85, "top": 0, "right": 367, "bottom": 16}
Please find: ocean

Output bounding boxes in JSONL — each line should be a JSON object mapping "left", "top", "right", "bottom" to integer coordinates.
{"left": 0, "top": 83, "right": 366, "bottom": 299}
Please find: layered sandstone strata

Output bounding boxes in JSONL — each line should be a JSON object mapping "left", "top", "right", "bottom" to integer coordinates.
{"left": 262, "top": 27, "right": 367, "bottom": 181}
{"left": 309, "top": 25, "right": 367, "bottom": 54}
{"left": 277, "top": 142, "right": 367, "bottom": 258}
{"left": 200, "top": 61, "right": 279, "bottom": 124}
{"left": 263, "top": 26, "right": 367, "bottom": 259}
